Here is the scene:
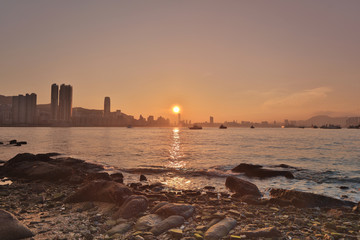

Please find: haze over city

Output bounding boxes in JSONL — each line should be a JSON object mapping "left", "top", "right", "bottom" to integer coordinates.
{"left": 1, "top": 1, "right": 360, "bottom": 122}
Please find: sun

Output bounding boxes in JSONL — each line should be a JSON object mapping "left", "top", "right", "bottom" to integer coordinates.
{"left": 172, "top": 106, "right": 180, "bottom": 113}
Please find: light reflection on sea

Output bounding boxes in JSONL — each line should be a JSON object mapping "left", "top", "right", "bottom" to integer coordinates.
{"left": 0, "top": 127, "right": 359, "bottom": 201}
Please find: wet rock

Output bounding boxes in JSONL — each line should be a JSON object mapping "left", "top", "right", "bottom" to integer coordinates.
{"left": 150, "top": 215, "right": 185, "bottom": 236}
{"left": 107, "top": 222, "right": 132, "bottom": 235}
{"left": 169, "top": 228, "right": 183, "bottom": 239}
{"left": 225, "top": 176, "right": 261, "bottom": 197}
{"left": 239, "top": 227, "right": 282, "bottom": 238}
{"left": 65, "top": 180, "right": 132, "bottom": 204}
{"left": 204, "top": 217, "right": 237, "bottom": 240}
{"left": 135, "top": 214, "right": 163, "bottom": 231}
{"left": 113, "top": 195, "right": 148, "bottom": 219}
{"left": 232, "top": 163, "right": 294, "bottom": 179}
{"left": 270, "top": 188, "right": 355, "bottom": 208}
{"left": 110, "top": 172, "right": 124, "bottom": 183}
{"left": 86, "top": 172, "right": 111, "bottom": 181}
{"left": 339, "top": 186, "right": 349, "bottom": 190}
{"left": 352, "top": 202, "right": 360, "bottom": 212}
{"left": 153, "top": 202, "right": 195, "bottom": 219}
{"left": 140, "top": 174, "right": 147, "bottom": 181}
{"left": 9, "top": 140, "right": 17, "bottom": 144}
{"left": 0, "top": 209, "right": 34, "bottom": 240}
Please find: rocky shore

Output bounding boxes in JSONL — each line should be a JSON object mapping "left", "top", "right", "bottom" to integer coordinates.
{"left": 0, "top": 153, "right": 359, "bottom": 240}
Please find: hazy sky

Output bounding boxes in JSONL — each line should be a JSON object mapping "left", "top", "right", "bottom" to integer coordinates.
{"left": 1, "top": 1, "right": 360, "bottom": 122}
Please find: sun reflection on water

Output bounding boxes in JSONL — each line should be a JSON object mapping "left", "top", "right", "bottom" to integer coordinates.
{"left": 167, "top": 128, "right": 186, "bottom": 169}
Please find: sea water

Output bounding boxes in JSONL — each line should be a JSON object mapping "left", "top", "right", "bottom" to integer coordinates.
{"left": 1, "top": 127, "right": 359, "bottom": 201}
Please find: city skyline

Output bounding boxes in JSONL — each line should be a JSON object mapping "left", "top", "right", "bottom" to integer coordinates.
{"left": 1, "top": 1, "right": 360, "bottom": 122}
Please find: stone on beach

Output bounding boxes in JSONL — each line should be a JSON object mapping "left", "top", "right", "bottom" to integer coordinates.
{"left": 225, "top": 176, "right": 261, "bottom": 197}
{"left": 239, "top": 227, "right": 282, "bottom": 238}
{"left": 270, "top": 188, "right": 356, "bottom": 208}
{"left": 65, "top": 180, "right": 132, "bottom": 204}
{"left": 150, "top": 215, "right": 185, "bottom": 236}
{"left": 135, "top": 214, "right": 163, "bottom": 231}
{"left": 107, "top": 222, "right": 133, "bottom": 235}
{"left": 0, "top": 210, "right": 34, "bottom": 240}
{"left": 153, "top": 202, "right": 195, "bottom": 219}
{"left": 113, "top": 195, "right": 149, "bottom": 219}
{"left": 232, "top": 163, "right": 294, "bottom": 179}
{"left": 204, "top": 217, "right": 237, "bottom": 240}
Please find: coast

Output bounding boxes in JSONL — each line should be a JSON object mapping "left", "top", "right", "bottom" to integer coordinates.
{"left": 0, "top": 153, "right": 359, "bottom": 240}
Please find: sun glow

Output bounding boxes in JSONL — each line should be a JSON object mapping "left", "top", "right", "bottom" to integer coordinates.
{"left": 172, "top": 106, "right": 180, "bottom": 113}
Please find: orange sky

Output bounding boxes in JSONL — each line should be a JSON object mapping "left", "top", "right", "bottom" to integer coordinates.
{"left": 1, "top": 1, "right": 360, "bottom": 122}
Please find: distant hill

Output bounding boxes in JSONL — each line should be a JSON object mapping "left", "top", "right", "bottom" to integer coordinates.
{"left": 0, "top": 95, "right": 12, "bottom": 105}
{"left": 297, "top": 115, "right": 349, "bottom": 127}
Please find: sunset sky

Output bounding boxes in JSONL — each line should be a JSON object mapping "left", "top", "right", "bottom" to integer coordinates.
{"left": 1, "top": 1, "right": 360, "bottom": 122}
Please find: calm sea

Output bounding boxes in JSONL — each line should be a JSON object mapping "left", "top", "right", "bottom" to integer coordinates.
{"left": 1, "top": 127, "right": 359, "bottom": 202}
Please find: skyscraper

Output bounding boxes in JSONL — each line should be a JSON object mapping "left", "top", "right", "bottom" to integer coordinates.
{"left": 51, "top": 84, "right": 59, "bottom": 120}
{"left": 210, "top": 116, "right": 214, "bottom": 124}
{"left": 59, "top": 84, "right": 73, "bottom": 121}
{"left": 12, "top": 93, "right": 37, "bottom": 125}
{"left": 104, "top": 97, "right": 110, "bottom": 117}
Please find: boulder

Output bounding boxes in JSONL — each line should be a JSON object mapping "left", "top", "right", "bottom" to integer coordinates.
{"left": 204, "top": 217, "right": 237, "bottom": 240}
{"left": 225, "top": 176, "right": 261, "bottom": 197}
{"left": 239, "top": 227, "right": 282, "bottom": 238}
{"left": 9, "top": 140, "right": 17, "bottom": 144}
{"left": 107, "top": 222, "right": 133, "bottom": 236}
{"left": 140, "top": 174, "right": 147, "bottom": 181}
{"left": 232, "top": 163, "right": 294, "bottom": 179}
{"left": 65, "top": 180, "right": 132, "bottom": 204}
{"left": 0, "top": 210, "right": 34, "bottom": 240}
{"left": 135, "top": 214, "right": 163, "bottom": 231}
{"left": 110, "top": 172, "right": 124, "bottom": 183}
{"left": 270, "top": 188, "right": 356, "bottom": 208}
{"left": 150, "top": 215, "right": 185, "bottom": 236}
{"left": 153, "top": 202, "right": 195, "bottom": 219}
{"left": 113, "top": 195, "right": 148, "bottom": 219}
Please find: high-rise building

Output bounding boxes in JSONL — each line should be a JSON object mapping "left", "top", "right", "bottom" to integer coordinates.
{"left": 104, "top": 97, "right": 110, "bottom": 117}
{"left": 59, "top": 84, "right": 73, "bottom": 121}
{"left": 12, "top": 93, "right": 37, "bottom": 125}
{"left": 51, "top": 84, "right": 59, "bottom": 120}
{"left": 210, "top": 116, "right": 214, "bottom": 124}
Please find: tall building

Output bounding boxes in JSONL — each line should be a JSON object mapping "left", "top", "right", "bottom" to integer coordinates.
{"left": 104, "top": 97, "right": 110, "bottom": 117}
{"left": 12, "top": 93, "right": 37, "bottom": 125}
{"left": 51, "top": 84, "right": 59, "bottom": 120}
{"left": 210, "top": 116, "right": 214, "bottom": 124}
{"left": 59, "top": 84, "right": 73, "bottom": 121}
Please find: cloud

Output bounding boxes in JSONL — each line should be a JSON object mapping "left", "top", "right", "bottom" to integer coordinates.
{"left": 263, "top": 87, "right": 333, "bottom": 108}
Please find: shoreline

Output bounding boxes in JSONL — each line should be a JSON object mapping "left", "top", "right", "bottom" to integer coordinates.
{"left": 0, "top": 153, "right": 359, "bottom": 239}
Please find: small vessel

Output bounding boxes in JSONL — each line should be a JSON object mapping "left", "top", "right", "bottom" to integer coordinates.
{"left": 250, "top": 125, "right": 255, "bottom": 129}
{"left": 219, "top": 124, "right": 227, "bottom": 129}
{"left": 189, "top": 125, "right": 202, "bottom": 130}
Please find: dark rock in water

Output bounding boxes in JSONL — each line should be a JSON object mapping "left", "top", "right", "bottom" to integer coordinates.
{"left": 110, "top": 172, "right": 124, "bottom": 183}
{"left": 239, "top": 227, "right": 282, "bottom": 238}
{"left": 17, "top": 141, "right": 27, "bottom": 145}
{"left": 270, "top": 188, "right": 356, "bottom": 208}
{"left": 113, "top": 195, "right": 148, "bottom": 219}
{"left": 225, "top": 176, "right": 261, "bottom": 197}
{"left": 150, "top": 215, "right": 185, "bottom": 236}
{"left": 65, "top": 180, "right": 132, "bottom": 204}
{"left": 0, "top": 209, "right": 34, "bottom": 240}
{"left": 15, "top": 142, "right": 22, "bottom": 146}
{"left": 86, "top": 172, "right": 111, "bottom": 181}
{"left": 135, "top": 214, "right": 163, "bottom": 231}
{"left": 352, "top": 202, "right": 360, "bottom": 212}
{"left": 340, "top": 186, "right": 349, "bottom": 190}
{"left": 140, "top": 174, "right": 147, "bottom": 181}
{"left": 204, "top": 217, "right": 237, "bottom": 240}
{"left": 9, "top": 140, "right": 17, "bottom": 145}
{"left": 204, "top": 186, "right": 216, "bottom": 190}
{"left": 153, "top": 202, "right": 195, "bottom": 219}
{"left": 232, "top": 163, "right": 294, "bottom": 179}
{"left": 0, "top": 142, "right": 3, "bottom": 145}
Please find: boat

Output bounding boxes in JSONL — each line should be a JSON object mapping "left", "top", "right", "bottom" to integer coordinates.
{"left": 189, "top": 125, "right": 202, "bottom": 130}
{"left": 219, "top": 124, "right": 227, "bottom": 129}
{"left": 250, "top": 125, "right": 255, "bottom": 129}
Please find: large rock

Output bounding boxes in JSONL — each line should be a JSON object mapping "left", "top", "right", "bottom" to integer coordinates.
{"left": 225, "top": 176, "right": 261, "bottom": 197}
{"left": 65, "top": 180, "right": 132, "bottom": 204}
{"left": 0, "top": 210, "right": 34, "bottom": 240}
{"left": 204, "top": 217, "right": 237, "bottom": 240}
{"left": 153, "top": 202, "right": 195, "bottom": 219}
{"left": 135, "top": 214, "right": 163, "bottom": 231}
{"left": 239, "top": 227, "right": 282, "bottom": 238}
{"left": 107, "top": 222, "right": 133, "bottom": 236}
{"left": 150, "top": 215, "right": 185, "bottom": 236}
{"left": 113, "top": 195, "right": 148, "bottom": 219}
{"left": 270, "top": 188, "right": 355, "bottom": 208}
{"left": 232, "top": 163, "right": 294, "bottom": 179}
